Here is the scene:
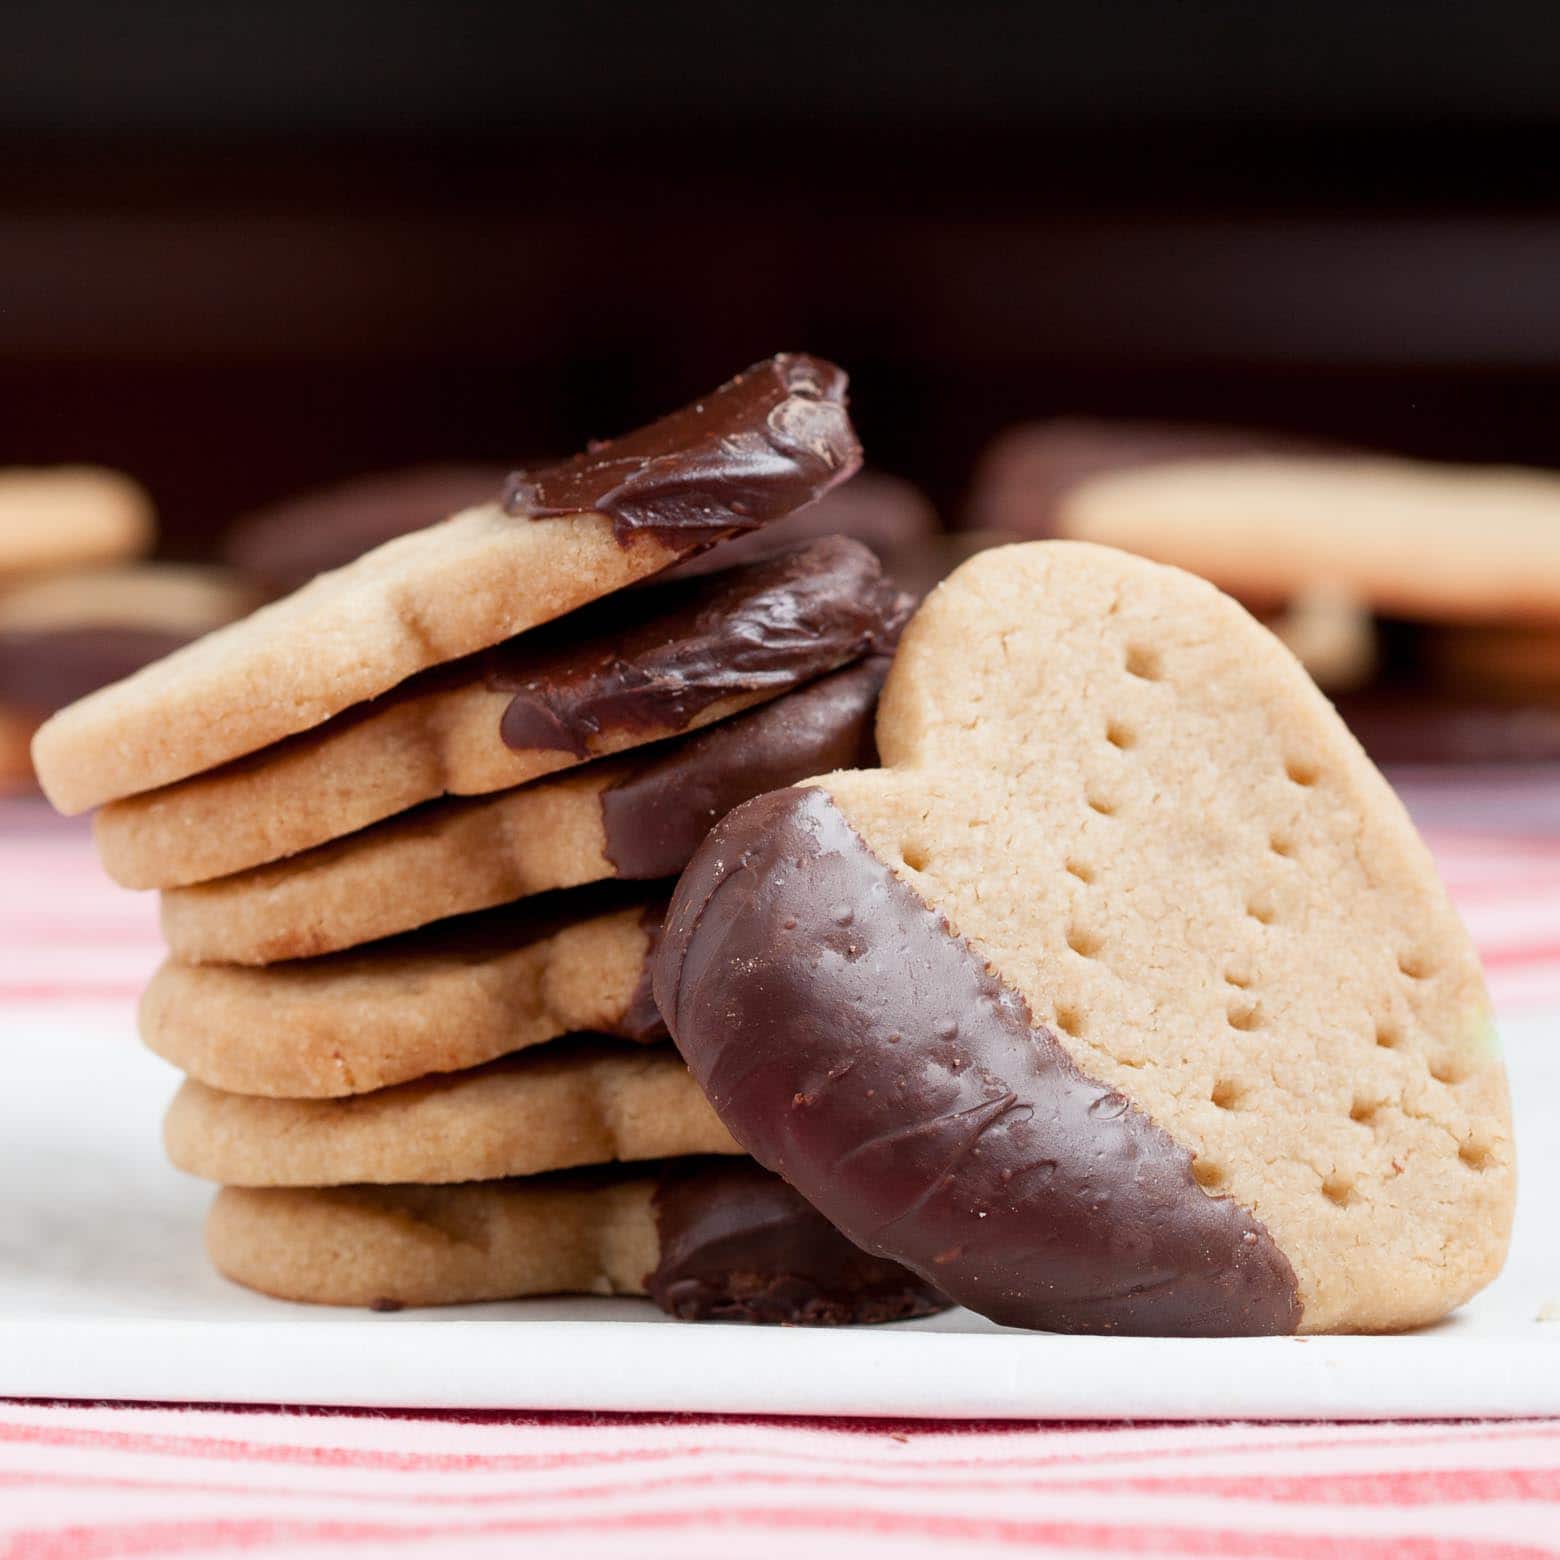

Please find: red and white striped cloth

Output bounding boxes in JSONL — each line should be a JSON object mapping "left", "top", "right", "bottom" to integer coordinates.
{"left": 4, "top": 770, "right": 1560, "bottom": 1557}
{"left": 2, "top": 1404, "right": 1559, "bottom": 1557}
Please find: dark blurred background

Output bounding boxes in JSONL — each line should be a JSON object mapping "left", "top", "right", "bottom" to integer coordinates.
{"left": 6, "top": 0, "right": 1560, "bottom": 551}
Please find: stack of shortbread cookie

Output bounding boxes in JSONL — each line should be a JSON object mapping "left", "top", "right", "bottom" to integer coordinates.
{"left": 0, "top": 468, "right": 255, "bottom": 790}
{"left": 31, "top": 355, "right": 943, "bottom": 1324}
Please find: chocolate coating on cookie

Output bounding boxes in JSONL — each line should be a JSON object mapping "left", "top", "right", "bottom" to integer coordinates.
{"left": 655, "top": 786, "right": 1303, "bottom": 1337}
{"left": 647, "top": 1158, "right": 946, "bottom": 1325}
{"left": 503, "top": 355, "right": 862, "bottom": 547}
{"left": 492, "top": 538, "right": 908, "bottom": 757}
{"left": 600, "top": 658, "right": 884, "bottom": 881}
{"left": 0, "top": 626, "right": 193, "bottom": 715}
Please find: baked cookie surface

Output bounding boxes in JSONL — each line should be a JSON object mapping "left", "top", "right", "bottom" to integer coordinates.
{"left": 656, "top": 542, "right": 1515, "bottom": 1336}
{"left": 95, "top": 538, "right": 906, "bottom": 889}
{"left": 159, "top": 656, "right": 884, "bottom": 965}
{"left": 208, "top": 1159, "right": 946, "bottom": 1322}
{"left": 143, "top": 885, "right": 668, "bottom": 1097}
{"left": 33, "top": 354, "right": 861, "bottom": 814}
{"left": 166, "top": 1038, "right": 739, "bottom": 1186}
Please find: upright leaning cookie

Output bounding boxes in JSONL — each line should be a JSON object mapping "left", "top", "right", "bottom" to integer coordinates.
{"left": 656, "top": 541, "right": 1515, "bottom": 1336}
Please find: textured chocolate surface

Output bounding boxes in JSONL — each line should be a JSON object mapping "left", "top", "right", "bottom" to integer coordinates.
{"left": 600, "top": 657, "right": 884, "bottom": 881}
{"left": 0, "top": 626, "right": 192, "bottom": 715}
{"left": 225, "top": 464, "right": 509, "bottom": 595}
{"left": 492, "top": 538, "right": 908, "bottom": 756}
{"left": 503, "top": 354, "right": 861, "bottom": 547}
{"left": 620, "top": 896, "right": 674, "bottom": 1043}
{"left": 655, "top": 786, "right": 1303, "bottom": 1337}
{"left": 647, "top": 1157, "right": 947, "bottom": 1326}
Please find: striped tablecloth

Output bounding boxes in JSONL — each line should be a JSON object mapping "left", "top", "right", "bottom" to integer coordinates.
{"left": 4, "top": 768, "right": 1560, "bottom": 1557}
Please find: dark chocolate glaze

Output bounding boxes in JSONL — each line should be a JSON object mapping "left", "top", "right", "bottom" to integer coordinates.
{"left": 620, "top": 897, "right": 674, "bottom": 1043}
{"left": 492, "top": 538, "right": 909, "bottom": 757}
{"left": 225, "top": 464, "right": 509, "bottom": 595}
{"left": 503, "top": 354, "right": 862, "bottom": 549}
{"left": 655, "top": 786, "right": 1303, "bottom": 1337}
{"left": 0, "top": 626, "right": 193, "bottom": 715}
{"left": 646, "top": 1157, "right": 947, "bottom": 1326}
{"left": 599, "top": 657, "right": 884, "bottom": 881}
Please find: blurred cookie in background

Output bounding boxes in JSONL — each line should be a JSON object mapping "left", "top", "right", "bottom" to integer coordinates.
{"left": 224, "top": 465, "right": 511, "bottom": 597}
{"left": 0, "top": 564, "right": 256, "bottom": 792}
{"left": 0, "top": 467, "right": 154, "bottom": 583}
{"left": 966, "top": 417, "right": 1560, "bottom": 758}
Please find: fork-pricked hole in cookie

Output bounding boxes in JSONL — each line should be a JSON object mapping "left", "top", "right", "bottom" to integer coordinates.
{"left": 1459, "top": 1139, "right": 1495, "bottom": 1172}
{"left": 1269, "top": 834, "right": 1295, "bottom": 859}
{"left": 1052, "top": 1003, "right": 1088, "bottom": 1040}
{"left": 1223, "top": 967, "right": 1253, "bottom": 990}
{"left": 1246, "top": 898, "right": 1276, "bottom": 926}
{"left": 1349, "top": 1096, "right": 1384, "bottom": 1126}
{"left": 1191, "top": 1158, "right": 1226, "bottom": 1192}
{"left": 1397, "top": 950, "right": 1434, "bottom": 981}
{"left": 1105, "top": 719, "right": 1138, "bottom": 751}
{"left": 1321, "top": 1173, "right": 1358, "bottom": 1208}
{"left": 1374, "top": 1019, "right": 1401, "bottom": 1050}
{"left": 1429, "top": 1056, "right": 1468, "bottom": 1086}
{"left": 1086, "top": 792, "right": 1118, "bottom": 818}
{"left": 1285, "top": 756, "right": 1320, "bottom": 787}
{"left": 1124, "top": 643, "right": 1162, "bottom": 682}
{"left": 1064, "top": 858, "right": 1096, "bottom": 884}
{"left": 1226, "top": 999, "right": 1263, "bottom": 1033}
{"left": 1066, "top": 924, "right": 1104, "bottom": 959}
{"left": 901, "top": 840, "right": 932, "bottom": 873}
{"left": 1209, "top": 1078, "right": 1245, "bottom": 1111}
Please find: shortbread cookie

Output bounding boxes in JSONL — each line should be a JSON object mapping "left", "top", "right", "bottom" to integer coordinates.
{"left": 33, "top": 354, "right": 861, "bottom": 814}
{"left": 143, "top": 885, "right": 668, "bottom": 1097}
{"left": 1059, "top": 454, "right": 1560, "bottom": 624}
{"left": 225, "top": 465, "right": 510, "bottom": 596}
{"left": 965, "top": 419, "right": 1326, "bottom": 557}
{"left": 161, "top": 657, "right": 884, "bottom": 965}
{"left": 96, "top": 540, "right": 906, "bottom": 889}
{"left": 0, "top": 566, "right": 259, "bottom": 736}
{"left": 167, "top": 1038, "right": 739, "bottom": 1186}
{"left": 209, "top": 1158, "right": 947, "bottom": 1320}
{"left": 0, "top": 467, "right": 154, "bottom": 580}
{"left": 0, "top": 564, "right": 259, "bottom": 635}
{"left": 657, "top": 542, "right": 1515, "bottom": 1336}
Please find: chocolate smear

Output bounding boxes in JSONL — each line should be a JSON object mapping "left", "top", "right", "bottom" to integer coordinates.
{"left": 647, "top": 1157, "right": 946, "bottom": 1326}
{"left": 655, "top": 786, "right": 1303, "bottom": 1337}
{"left": 492, "top": 537, "right": 908, "bottom": 756}
{"left": 503, "top": 354, "right": 862, "bottom": 549}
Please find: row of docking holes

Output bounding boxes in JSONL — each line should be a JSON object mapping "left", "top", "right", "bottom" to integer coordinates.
{"left": 1104, "top": 642, "right": 1492, "bottom": 1196}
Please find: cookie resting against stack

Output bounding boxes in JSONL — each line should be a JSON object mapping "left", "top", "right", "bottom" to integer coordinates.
{"left": 656, "top": 542, "right": 1516, "bottom": 1336}
{"left": 0, "top": 467, "right": 255, "bottom": 789}
{"left": 31, "top": 354, "right": 943, "bottom": 1324}
{"left": 965, "top": 417, "right": 1560, "bottom": 761}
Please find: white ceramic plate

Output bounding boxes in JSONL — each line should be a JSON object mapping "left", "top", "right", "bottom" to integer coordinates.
{"left": 2, "top": 1000, "right": 1557, "bottom": 1420}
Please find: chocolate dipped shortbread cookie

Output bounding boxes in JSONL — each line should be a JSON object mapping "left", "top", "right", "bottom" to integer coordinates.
{"left": 160, "top": 656, "right": 884, "bottom": 965}
{"left": 33, "top": 354, "right": 862, "bottom": 813}
{"left": 656, "top": 542, "right": 1515, "bottom": 1336}
{"left": 209, "top": 1159, "right": 947, "bottom": 1322}
{"left": 97, "top": 539, "right": 906, "bottom": 889}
